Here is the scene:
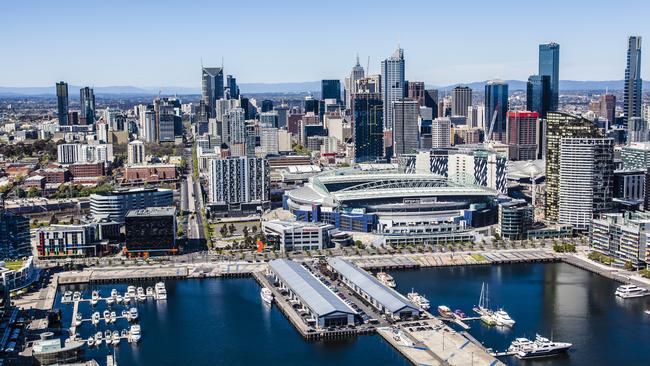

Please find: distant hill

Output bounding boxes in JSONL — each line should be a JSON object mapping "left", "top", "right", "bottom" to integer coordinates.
{"left": 0, "top": 80, "right": 642, "bottom": 96}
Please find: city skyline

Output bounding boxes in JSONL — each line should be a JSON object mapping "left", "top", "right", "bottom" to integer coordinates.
{"left": 1, "top": 0, "right": 649, "bottom": 87}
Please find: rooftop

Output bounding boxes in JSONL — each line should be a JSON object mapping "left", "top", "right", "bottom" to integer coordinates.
{"left": 125, "top": 206, "right": 176, "bottom": 218}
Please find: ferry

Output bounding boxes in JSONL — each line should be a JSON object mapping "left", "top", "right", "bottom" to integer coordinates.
{"left": 130, "top": 324, "right": 142, "bottom": 343}
{"left": 376, "top": 272, "right": 396, "bottom": 288}
{"left": 407, "top": 290, "right": 430, "bottom": 310}
{"left": 91, "top": 290, "right": 100, "bottom": 306}
{"left": 437, "top": 305, "right": 454, "bottom": 318}
{"left": 155, "top": 282, "right": 167, "bottom": 300}
{"left": 493, "top": 309, "right": 516, "bottom": 327}
{"left": 260, "top": 287, "right": 274, "bottom": 304}
{"left": 511, "top": 334, "right": 572, "bottom": 359}
{"left": 615, "top": 284, "right": 648, "bottom": 299}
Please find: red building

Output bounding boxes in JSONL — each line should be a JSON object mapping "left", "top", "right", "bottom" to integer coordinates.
{"left": 69, "top": 162, "right": 105, "bottom": 178}
{"left": 506, "top": 111, "right": 538, "bottom": 161}
{"left": 40, "top": 168, "right": 68, "bottom": 184}
{"left": 124, "top": 164, "right": 178, "bottom": 183}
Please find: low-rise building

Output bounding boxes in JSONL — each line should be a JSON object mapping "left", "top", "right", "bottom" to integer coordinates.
{"left": 69, "top": 162, "right": 105, "bottom": 178}
{"left": 591, "top": 212, "right": 650, "bottom": 268}
{"left": 0, "top": 257, "right": 35, "bottom": 292}
{"left": 497, "top": 200, "right": 534, "bottom": 240}
{"left": 36, "top": 224, "right": 100, "bottom": 257}
{"left": 124, "top": 164, "right": 178, "bottom": 183}
{"left": 262, "top": 220, "right": 351, "bottom": 252}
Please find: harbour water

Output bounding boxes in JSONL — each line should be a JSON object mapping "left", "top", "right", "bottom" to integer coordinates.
{"left": 56, "top": 262, "right": 650, "bottom": 365}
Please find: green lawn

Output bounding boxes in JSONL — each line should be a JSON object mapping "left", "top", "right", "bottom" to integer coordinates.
{"left": 4, "top": 260, "right": 24, "bottom": 270}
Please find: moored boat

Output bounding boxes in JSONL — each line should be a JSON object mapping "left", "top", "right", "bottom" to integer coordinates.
{"left": 512, "top": 334, "right": 572, "bottom": 359}
{"left": 130, "top": 324, "right": 142, "bottom": 342}
{"left": 615, "top": 284, "right": 648, "bottom": 299}
{"left": 437, "top": 305, "right": 454, "bottom": 318}
{"left": 376, "top": 272, "right": 396, "bottom": 287}
{"left": 260, "top": 287, "right": 273, "bottom": 304}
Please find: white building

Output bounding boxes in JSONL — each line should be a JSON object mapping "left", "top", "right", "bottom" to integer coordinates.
{"left": 127, "top": 140, "right": 146, "bottom": 166}
{"left": 262, "top": 220, "right": 344, "bottom": 252}
{"left": 431, "top": 117, "right": 451, "bottom": 148}
{"left": 381, "top": 47, "right": 405, "bottom": 131}
{"left": 260, "top": 128, "right": 279, "bottom": 156}
{"left": 207, "top": 156, "right": 269, "bottom": 206}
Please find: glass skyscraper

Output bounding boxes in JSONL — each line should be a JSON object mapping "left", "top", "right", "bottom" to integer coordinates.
{"left": 321, "top": 79, "right": 341, "bottom": 104}
{"left": 381, "top": 47, "right": 405, "bottom": 131}
{"left": 484, "top": 80, "right": 509, "bottom": 142}
{"left": 526, "top": 74, "right": 551, "bottom": 118}
{"left": 539, "top": 42, "right": 560, "bottom": 111}
{"left": 79, "top": 87, "right": 95, "bottom": 124}
{"left": 624, "top": 36, "right": 642, "bottom": 126}
{"left": 353, "top": 93, "right": 384, "bottom": 162}
{"left": 56, "top": 81, "right": 69, "bottom": 125}
{"left": 201, "top": 67, "right": 224, "bottom": 118}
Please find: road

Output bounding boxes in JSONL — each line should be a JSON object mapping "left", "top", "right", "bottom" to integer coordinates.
{"left": 182, "top": 145, "right": 206, "bottom": 251}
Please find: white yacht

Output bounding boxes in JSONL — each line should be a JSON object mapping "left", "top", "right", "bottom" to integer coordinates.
{"left": 260, "top": 287, "right": 273, "bottom": 304}
{"left": 112, "top": 331, "right": 120, "bottom": 345}
{"left": 62, "top": 291, "right": 73, "bottom": 303}
{"left": 615, "top": 284, "right": 648, "bottom": 299}
{"left": 116, "top": 294, "right": 124, "bottom": 304}
{"left": 146, "top": 287, "right": 154, "bottom": 298}
{"left": 513, "top": 334, "right": 572, "bottom": 359}
{"left": 127, "top": 285, "right": 136, "bottom": 297}
{"left": 155, "top": 282, "right": 167, "bottom": 300}
{"left": 91, "top": 311, "right": 100, "bottom": 325}
{"left": 407, "top": 290, "right": 430, "bottom": 310}
{"left": 129, "top": 307, "right": 139, "bottom": 321}
{"left": 376, "top": 272, "right": 396, "bottom": 287}
{"left": 493, "top": 309, "right": 516, "bottom": 327}
{"left": 74, "top": 313, "right": 82, "bottom": 326}
{"left": 94, "top": 331, "right": 103, "bottom": 346}
{"left": 87, "top": 337, "right": 95, "bottom": 347}
{"left": 130, "top": 324, "right": 142, "bottom": 342}
{"left": 104, "top": 330, "right": 112, "bottom": 345}
{"left": 110, "top": 311, "right": 117, "bottom": 323}
{"left": 72, "top": 291, "right": 82, "bottom": 302}
{"left": 137, "top": 287, "right": 146, "bottom": 302}
{"left": 91, "top": 290, "right": 100, "bottom": 306}
{"left": 103, "top": 310, "right": 111, "bottom": 323}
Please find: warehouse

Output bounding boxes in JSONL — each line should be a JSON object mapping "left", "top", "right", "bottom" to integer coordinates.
{"left": 327, "top": 258, "right": 420, "bottom": 320}
{"left": 268, "top": 259, "right": 356, "bottom": 329}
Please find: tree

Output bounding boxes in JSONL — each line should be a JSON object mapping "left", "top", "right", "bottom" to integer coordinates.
{"left": 228, "top": 223, "right": 236, "bottom": 235}
{"left": 251, "top": 225, "right": 257, "bottom": 234}
{"left": 14, "top": 187, "right": 26, "bottom": 198}
{"left": 242, "top": 226, "right": 249, "bottom": 238}
{"left": 49, "top": 215, "right": 59, "bottom": 225}
{"left": 220, "top": 225, "right": 228, "bottom": 238}
{"left": 27, "top": 187, "right": 39, "bottom": 198}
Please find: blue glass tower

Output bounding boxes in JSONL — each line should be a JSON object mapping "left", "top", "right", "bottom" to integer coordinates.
{"left": 321, "top": 80, "right": 341, "bottom": 104}
{"left": 539, "top": 42, "right": 560, "bottom": 111}
{"left": 526, "top": 74, "right": 551, "bottom": 118}
{"left": 353, "top": 93, "right": 384, "bottom": 162}
{"left": 484, "top": 80, "right": 509, "bottom": 142}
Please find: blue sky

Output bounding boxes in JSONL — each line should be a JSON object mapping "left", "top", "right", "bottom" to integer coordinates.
{"left": 1, "top": 0, "right": 649, "bottom": 87}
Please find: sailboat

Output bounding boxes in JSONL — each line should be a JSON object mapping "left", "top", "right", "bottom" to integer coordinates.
{"left": 473, "top": 282, "right": 515, "bottom": 327}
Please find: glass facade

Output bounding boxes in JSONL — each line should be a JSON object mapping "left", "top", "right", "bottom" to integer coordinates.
{"left": 484, "top": 80, "right": 509, "bottom": 142}
{"left": 353, "top": 93, "right": 384, "bottom": 162}
{"left": 526, "top": 74, "right": 551, "bottom": 118}
{"left": 538, "top": 42, "right": 560, "bottom": 111}
{"left": 321, "top": 79, "right": 341, "bottom": 104}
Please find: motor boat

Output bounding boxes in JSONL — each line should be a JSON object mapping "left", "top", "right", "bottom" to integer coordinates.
{"left": 105, "top": 330, "right": 113, "bottom": 345}
{"left": 454, "top": 310, "right": 466, "bottom": 319}
{"left": 112, "top": 330, "right": 120, "bottom": 345}
{"left": 137, "top": 287, "right": 146, "bottom": 302}
{"left": 260, "top": 287, "right": 273, "bottom": 304}
{"left": 116, "top": 294, "right": 124, "bottom": 304}
{"left": 146, "top": 287, "right": 154, "bottom": 298}
{"left": 376, "top": 272, "right": 396, "bottom": 287}
{"left": 122, "top": 310, "right": 130, "bottom": 320}
{"left": 615, "top": 284, "right": 648, "bottom": 299}
{"left": 513, "top": 334, "right": 572, "bottom": 359}
{"left": 110, "top": 311, "right": 117, "bottom": 323}
{"left": 129, "top": 307, "right": 139, "bottom": 321}
{"left": 106, "top": 295, "right": 115, "bottom": 306}
{"left": 91, "top": 311, "right": 100, "bottom": 325}
{"left": 87, "top": 337, "right": 95, "bottom": 347}
{"left": 95, "top": 331, "right": 103, "bottom": 346}
{"left": 72, "top": 291, "right": 82, "bottom": 302}
{"left": 62, "top": 291, "right": 73, "bottom": 303}
{"left": 493, "top": 309, "right": 516, "bottom": 327}
{"left": 155, "top": 282, "right": 167, "bottom": 300}
{"left": 74, "top": 313, "right": 82, "bottom": 326}
{"left": 103, "top": 310, "right": 111, "bottom": 323}
{"left": 407, "top": 289, "right": 430, "bottom": 310}
{"left": 130, "top": 324, "right": 142, "bottom": 342}
{"left": 437, "top": 305, "right": 454, "bottom": 318}
{"left": 91, "top": 290, "right": 100, "bottom": 306}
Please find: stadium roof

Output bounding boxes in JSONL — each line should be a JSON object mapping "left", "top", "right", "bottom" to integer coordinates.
{"left": 269, "top": 259, "right": 355, "bottom": 318}
{"left": 326, "top": 258, "right": 419, "bottom": 314}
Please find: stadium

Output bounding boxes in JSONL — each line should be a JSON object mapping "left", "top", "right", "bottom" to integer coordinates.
{"left": 283, "top": 166, "right": 500, "bottom": 239}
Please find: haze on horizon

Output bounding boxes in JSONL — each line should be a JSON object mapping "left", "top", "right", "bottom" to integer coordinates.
{"left": 2, "top": 0, "right": 649, "bottom": 87}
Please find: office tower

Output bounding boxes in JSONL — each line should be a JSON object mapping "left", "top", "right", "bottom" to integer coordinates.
{"left": 545, "top": 111, "right": 600, "bottom": 222}
{"left": 142, "top": 110, "right": 157, "bottom": 142}
{"left": 207, "top": 156, "right": 269, "bottom": 205}
{"left": 261, "top": 99, "right": 273, "bottom": 113}
{"left": 599, "top": 94, "right": 616, "bottom": 124}
{"left": 260, "top": 111, "right": 279, "bottom": 128}
{"left": 239, "top": 97, "right": 251, "bottom": 120}
{"left": 451, "top": 86, "right": 472, "bottom": 117}
{"left": 526, "top": 75, "right": 551, "bottom": 118}
{"left": 628, "top": 117, "right": 648, "bottom": 143}
{"left": 321, "top": 79, "right": 341, "bottom": 104}
{"left": 0, "top": 208, "right": 30, "bottom": 259}
{"left": 223, "top": 107, "right": 246, "bottom": 152}
{"left": 506, "top": 111, "right": 538, "bottom": 161}
{"left": 274, "top": 104, "right": 289, "bottom": 129}
{"left": 226, "top": 75, "right": 239, "bottom": 99}
{"left": 57, "top": 143, "right": 82, "bottom": 164}
{"left": 80, "top": 87, "right": 95, "bottom": 124}
{"left": 215, "top": 98, "right": 239, "bottom": 123}
{"left": 260, "top": 127, "right": 279, "bottom": 156}
{"left": 406, "top": 81, "right": 425, "bottom": 106}
{"left": 381, "top": 47, "right": 406, "bottom": 131}
{"left": 424, "top": 89, "right": 439, "bottom": 118}
{"left": 56, "top": 81, "right": 69, "bottom": 125}
{"left": 127, "top": 140, "right": 145, "bottom": 165}
{"left": 345, "top": 56, "right": 365, "bottom": 109}
{"left": 431, "top": 118, "right": 451, "bottom": 148}
{"left": 352, "top": 93, "right": 384, "bottom": 162}
{"left": 539, "top": 42, "right": 560, "bottom": 111}
{"left": 467, "top": 105, "right": 485, "bottom": 129}
{"left": 97, "top": 122, "right": 109, "bottom": 143}
{"left": 303, "top": 97, "right": 319, "bottom": 114}
{"left": 558, "top": 138, "right": 614, "bottom": 231}
{"left": 484, "top": 80, "right": 509, "bottom": 142}
{"left": 392, "top": 99, "right": 419, "bottom": 156}
{"left": 623, "top": 36, "right": 643, "bottom": 126}
{"left": 356, "top": 75, "right": 381, "bottom": 94}
{"left": 90, "top": 188, "right": 173, "bottom": 223}
{"left": 202, "top": 67, "right": 224, "bottom": 118}
{"left": 245, "top": 122, "right": 256, "bottom": 158}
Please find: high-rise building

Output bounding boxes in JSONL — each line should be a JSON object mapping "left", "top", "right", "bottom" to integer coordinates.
{"left": 260, "top": 128, "right": 279, "bottom": 156}
{"left": 467, "top": 105, "right": 485, "bottom": 129}
{"left": 484, "top": 80, "right": 509, "bottom": 142}
{"left": 526, "top": 75, "right": 551, "bottom": 118}
{"left": 89, "top": 188, "right": 173, "bottom": 223}
{"left": 207, "top": 156, "right": 269, "bottom": 206}
{"left": 274, "top": 104, "right": 289, "bottom": 129}
{"left": 451, "top": 86, "right": 472, "bottom": 117}
{"left": 345, "top": 56, "right": 365, "bottom": 109}
{"left": 539, "top": 42, "right": 560, "bottom": 111}
{"left": 80, "top": 87, "right": 95, "bottom": 124}
{"left": 56, "top": 81, "right": 69, "bottom": 125}
{"left": 406, "top": 81, "right": 425, "bottom": 106}
{"left": 431, "top": 118, "right": 451, "bottom": 148}
{"left": 558, "top": 137, "right": 614, "bottom": 231}
{"left": 352, "top": 93, "right": 383, "bottom": 163}
{"left": 261, "top": 99, "right": 274, "bottom": 113}
{"left": 321, "top": 79, "right": 341, "bottom": 104}
{"left": 201, "top": 67, "right": 224, "bottom": 118}
{"left": 545, "top": 112, "right": 601, "bottom": 222}
{"left": 127, "top": 140, "right": 145, "bottom": 165}
{"left": 0, "top": 208, "right": 30, "bottom": 259}
{"left": 142, "top": 110, "right": 157, "bottom": 143}
{"left": 623, "top": 36, "right": 642, "bottom": 126}
{"left": 381, "top": 47, "right": 405, "bottom": 131}
{"left": 226, "top": 75, "right": 239, "bottom": 99}
{"left": 599, "top": 94, "right": 616, "bottom": 125}
{"left": 506, "top": 111, "right": 538, "bottom": 161}
{"left": 223, "top": 107, "right": 246, "bottom": 153}
{"left": 424, "top": 89, "right": 439, "bottom": 117}
{"left": 628, "top": 117, "right": 648, "bottom": 143}
{"left": 392, "top": 99, "right": 419, "bottom": 157}
{"left": 245, "top": 122, "right": 256, "bottom": 158}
